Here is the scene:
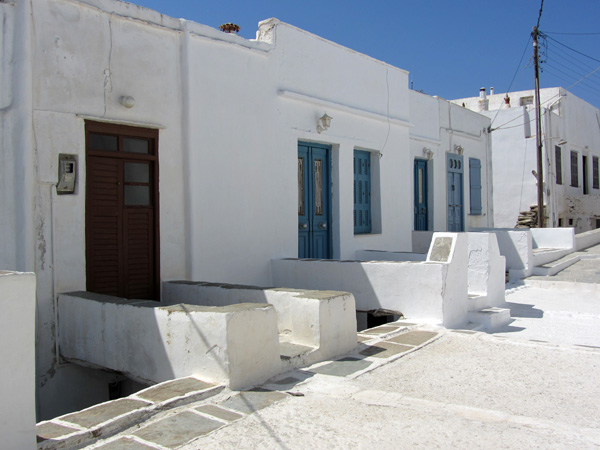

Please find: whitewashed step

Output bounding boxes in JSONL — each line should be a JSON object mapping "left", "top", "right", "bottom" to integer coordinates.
{"left": 468, "top": 294, "right": 489, "bottom": 311}
{"left": 467, "top": 307, "right": 511, "bottom": 330}
{"left": 532, "top": 247, "right": 572, "bottom": 266}
{"left": 532, "top": 255, "right": 580, "bottom": 276}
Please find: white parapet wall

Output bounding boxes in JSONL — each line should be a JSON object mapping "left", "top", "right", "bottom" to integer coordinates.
{"left": 58, "top": 292, "right": 281, "bottom": 390}
{"left": 575, "top": 228, "right": 600, "bottom": 251}
{"left": 161, "top": 282, "right": 357, "bottom": 363}
{"left": 0, "top": 271, "right": 36, "bottom": 450}
{"left": 467, "top": 233, "right": 506, "bottom": 306}
{"left": 356, "top": 250, "right": 427, "bottom": 262}
{"left": 272, "top": 233, "right": 469, "bottom": 328}
{"left": 475, "top": 228, "right": 533, "bottom": 280}
{"left": 531, "top": 227, "right": 575, "bottom": 249}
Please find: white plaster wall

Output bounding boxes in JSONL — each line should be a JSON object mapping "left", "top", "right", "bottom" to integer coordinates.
{"left": 272, "top": 259, "right": 448, "bottom": 323}
{"left": 58, "top": 293, "right": 281, "bottom": 389}
{"left": 409, "top": 92, "right": 493, "bottom": 234}
{"left": 272, "top": 21, "right": 413, "bottom": 260}
{"left": 438, "top": 101, "right": 493, "bottom": 231}
{"left": 161, "top": 282, "right": 357, "bottom": 361}
{"left": 455, "top": 87, "right": 600, "bottom": 231}
{"left": 273, "top": 237, "right": 469, "bottom": 328}
{"left": 427, "top": 233, "right": 469, "bottom": 328}
{"left": 531, "top": 227, "right": 575, "bottom": 249}
{"left": 0, "top": 272, "right": 37, "bottom": 450}
{"left": 467, "top": 233, "right": 506, "bottom": 307}
{"left": 4, "top": 0, "right": 499, "bottom": 419}
{"left": 480, "top": 228, "right": 533, "bottom": 280}
{"left": 409, "top": 92, "right": 443, "bottom": 232}
{"left": 27, "top": 0, "right": 187, "bottom": 419}
{"left": 356, "top": 250, "right": 427, "bottom": 262}
{"left": 0, "top": 1, "right": 36, "bottom": 272}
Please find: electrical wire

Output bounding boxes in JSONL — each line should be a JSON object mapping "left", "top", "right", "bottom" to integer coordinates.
{"left": 543, "top": 31, "right": 600, "bottom": 36}
{"left": 489, "top": 35, "right": 532, "bottom": 128}
{"left": 543, "top": 34, "right": 600, "bottom": 65}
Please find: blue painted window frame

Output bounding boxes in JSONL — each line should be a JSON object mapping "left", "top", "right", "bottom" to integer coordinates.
{"left": 354, "top": 150, "right": 371, "bottom": 234}
{"left": 469, "top": 157, "right": 482, "bottom": 215}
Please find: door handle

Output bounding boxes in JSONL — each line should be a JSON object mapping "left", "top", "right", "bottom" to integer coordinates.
{"left": 319, "top": 223, "right": 327, "bottom": 229}
{"left": 299, "top": 223, "right": 308, "bottom": 229}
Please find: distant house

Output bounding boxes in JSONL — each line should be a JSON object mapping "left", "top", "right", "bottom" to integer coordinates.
{"left": 1, "top": 0, "right": 493, "bottom": 420}
{"left": 453, "top": 87, "right": 600, "bottom": 231}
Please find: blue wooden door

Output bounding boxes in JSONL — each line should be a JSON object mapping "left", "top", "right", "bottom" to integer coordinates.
{"left": 447, "top": 153, "right": 464, "bottom": 232}
{"left": 414, "top": 159, "right": 428, "bottom": 231}
{"left": 298, "top": 142, "right": 331, "bottom": 259}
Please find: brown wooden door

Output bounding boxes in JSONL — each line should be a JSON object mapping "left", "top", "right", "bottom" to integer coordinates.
{"left": 85, "top": 121, "right": 159, "bottom": 300}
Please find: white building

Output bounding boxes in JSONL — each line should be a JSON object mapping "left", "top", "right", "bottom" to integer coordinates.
{"left": 453, "top": 87, "right": 600, "bottom": 231}
{"left": 1, "top": 0, "right": 493, "bottom": 420}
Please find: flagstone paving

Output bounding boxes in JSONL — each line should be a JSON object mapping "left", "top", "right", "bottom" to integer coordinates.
{"left": 307, "top": 357, "right": 372, "bottom": 377}
{"left": 132, "top": 411, "right": 223, "bottom": 448}
{"left": 39, "top": 325, "right": 441, "bottom": 450}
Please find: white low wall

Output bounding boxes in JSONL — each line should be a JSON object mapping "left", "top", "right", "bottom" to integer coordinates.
{"left": 531, "top": 227, "right": 575, "bottom": 249}
{"left": 476, "top": 228, "right": 533, "bottom": 280}
{"left": 0, "top": 271, "right": 36, "bottom": 450}
{"left": 162, "top": 282, "right": 357, "bottom": 362}
{"left": 356, "top": 250, "right": 427, "bottom": 262}
{"left": 467, "top": 233, "right": 506, "bottom": 306}
{"left": 575, "top": 228, "right": 600, "bottom": 251}
{"left": 58, "top": 292, "right": 281, "bottom": 390}
{"left": 272, "top": 233, "right": 469, "bottom": 328}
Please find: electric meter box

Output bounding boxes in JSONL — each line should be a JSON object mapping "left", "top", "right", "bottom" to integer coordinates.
{"left": 56, "top": 154, "right": 78, "bottom": 195}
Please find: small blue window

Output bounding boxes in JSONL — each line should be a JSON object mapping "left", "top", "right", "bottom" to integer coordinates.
{"left": 354, "top": 150, "right": 371, "bottom": 233}
{"left": 469, "top": 158, "right": 482, "bottom": 215}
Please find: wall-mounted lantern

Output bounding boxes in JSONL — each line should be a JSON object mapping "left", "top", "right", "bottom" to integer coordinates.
{"left": 453, "top": 144, "right": 464, "bottom": 155}
{"left": 119, "top": 96, "right": 135, "bottom": 109}
{"left": 317, "top": 113, "right": 332, "bottom": 134}
{"left": 423, "top": 147, "right": 434, "bottom": 160}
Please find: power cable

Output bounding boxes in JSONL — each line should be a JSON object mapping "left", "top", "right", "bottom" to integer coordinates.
{"left": 543, "top": 34, "right": 600, "bottom": 65}
{"left": 489, "top": 35, "right": 532, "bottom": 127}
{"left": 543, "top": 31, "right": 600, "bottom": 36}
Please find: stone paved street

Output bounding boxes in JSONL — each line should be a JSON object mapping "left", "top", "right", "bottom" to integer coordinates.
{"left": 74, "top": 248, "right": 600, "bottom": 449}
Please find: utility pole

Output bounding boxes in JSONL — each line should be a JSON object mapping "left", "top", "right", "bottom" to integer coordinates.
{"left": 532, "top": 26, "right": 545, "bottom": 228}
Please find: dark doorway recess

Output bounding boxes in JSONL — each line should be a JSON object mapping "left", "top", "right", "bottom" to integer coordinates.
{"left": 85, "top": 121, "right": 160, "bottom": 300}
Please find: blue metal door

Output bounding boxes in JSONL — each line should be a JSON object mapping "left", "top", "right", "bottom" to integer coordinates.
{"left": 414, "top": 159, "right": 428, "bottom": 231}
{"left": 298, "top": 142, "right": 331, "bottom": 259}
{"left": 447, "top": 153, "right": 464, "bottom": 232}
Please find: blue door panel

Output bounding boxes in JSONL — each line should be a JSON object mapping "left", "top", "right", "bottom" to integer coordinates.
{"left": 298, "top": 142, "right": 331, "bottom": 259}
{"left": 414, "top": 159, "right": 428, "bottom": 231}
{"left": 447, "top": 153, "right": 464, "bottom": 232}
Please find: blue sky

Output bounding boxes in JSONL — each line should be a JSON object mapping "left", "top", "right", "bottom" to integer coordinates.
{"left": 132, "top": 0, "right": 600, "bottom": 110}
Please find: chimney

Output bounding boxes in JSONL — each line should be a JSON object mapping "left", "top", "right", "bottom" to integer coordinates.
{"left": 503, "top": 94, "right": 511, "bottom": 108}
{"left": 478, "top": 87, "right": 489, "bottom": 111}
{"left": 490, "top": 87, "right": 495, "bottom": 96}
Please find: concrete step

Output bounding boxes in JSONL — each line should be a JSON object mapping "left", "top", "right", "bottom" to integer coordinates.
{"left": 532, "top": 255, "right": 580, "bottom": 276}
{"left": 532, "top": 247, "right": 573, "bottom": 267}
{"left": 467, "top": 307, "right": 511, "bottom": 331}
{"left": 468, "top": 294, "right": 489, "bottom": 311}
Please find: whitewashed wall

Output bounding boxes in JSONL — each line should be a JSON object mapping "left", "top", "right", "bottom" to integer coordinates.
{"left": 2, "top": 0, "right": 494, "bottom": 420}
{"left": 409, "top": 91, "right": 493, "bottom": 236}
{"left": 0, "top": 272, "right": 36, "bottom": 450}
{"left": 454, "top": 88, "right": 600, "bottom": 231}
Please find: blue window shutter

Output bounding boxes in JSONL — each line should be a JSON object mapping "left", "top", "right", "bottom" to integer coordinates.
{"left": 469, "top": 158, "right": 482, "bottom": 215}
{"left": 354, "top": 150, "right": 371, "bottom": 233}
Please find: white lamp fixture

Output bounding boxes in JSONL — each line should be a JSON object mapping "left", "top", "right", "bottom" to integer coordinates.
{"left": 119, "top": 95, "right": 135, "bottom": 109}
{"left": 453, "top": 144, "right": 464, "bottom": 155}
{"left": 317, "top": 113, "right": 332, "bottom": 134}
{"left": 423, "top": 147, "right": 434, "bottom": 160}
